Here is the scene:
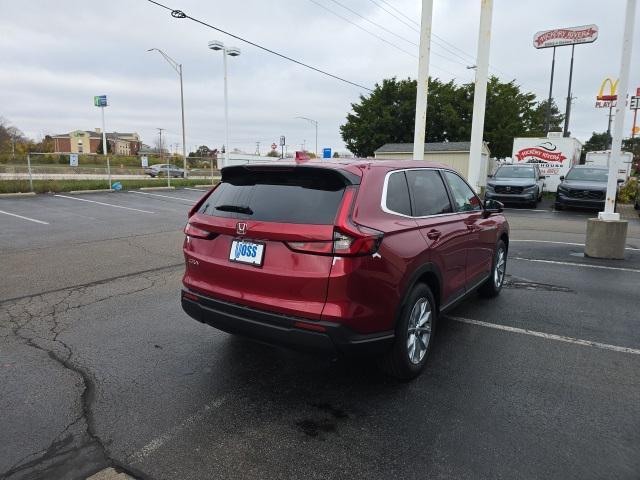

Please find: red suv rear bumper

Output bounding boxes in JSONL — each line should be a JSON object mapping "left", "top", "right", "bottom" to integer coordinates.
{"left": 181, "top": 289, "right": 394, "bottom": 356}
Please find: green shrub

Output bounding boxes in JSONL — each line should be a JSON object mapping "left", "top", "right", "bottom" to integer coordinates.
{"left": 617, "top": 177, "right": 638, "bottom": 204}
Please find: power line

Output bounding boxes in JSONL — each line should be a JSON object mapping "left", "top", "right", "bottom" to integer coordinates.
{"left": 145, "top": 0, "right": 373, "bottom": 92}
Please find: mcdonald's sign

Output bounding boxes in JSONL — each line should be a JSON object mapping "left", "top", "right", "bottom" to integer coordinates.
{"left": 595, "top": 78, "right": 619, "bottom": 108}
{"left": 597, "top": 78, "right": 619, "bottom": 101}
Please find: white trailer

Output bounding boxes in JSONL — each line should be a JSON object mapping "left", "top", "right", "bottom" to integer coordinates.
{"left": 585, "top": 150, "right": 633, "bottom": 181}
{"left": 511, "top": 133, "right": 582, "bottom": 192}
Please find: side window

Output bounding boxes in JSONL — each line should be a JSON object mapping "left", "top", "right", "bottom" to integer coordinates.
{"left": 443, "top": 171, "right": 482, "bottom": 212}
{"left": 385, "top": 171, "right": 412, "bottom": 216}
{"left": 405, "top": 170, "right": 453, "bottom": 216}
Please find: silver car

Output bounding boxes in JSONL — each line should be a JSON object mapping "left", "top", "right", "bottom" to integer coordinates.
{"left": 144, "top": 164, "right": 185, "bottom": 178}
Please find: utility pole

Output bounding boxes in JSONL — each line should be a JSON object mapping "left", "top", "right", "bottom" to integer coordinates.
{"left": 157, "top": 128, "right": 169, "bottom": 187}
{"left": 468, "top": 0, "right": 494, "bottom": 192}
{"left": 412, "top": 0, "right": 434, "bottom": 160}
{"left": 255, "top": 141, "right": 260, "bottom": 156}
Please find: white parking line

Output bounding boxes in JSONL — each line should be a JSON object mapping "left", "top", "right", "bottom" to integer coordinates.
{"left": 449, "top": 316, "right": 640, "bottom": 355}
{"left": 54, "top": 194, "right": 154, "bottom": 213}
{"left": 0, "top": 209, "right": 49, "bottom": 225}
{"left": 511, "top": 256, "right": 640, "bottom": 273}
{"left": 129, "top": 191, "right": 194, "bottom": 202}
{"left": 183, "top": 187, "right": 209, "bottom": 192}
{"left": 511, "top": 239, "right": 640, "bottom": 252}
{"left": 503, "top": 208, "right": 551, "bottom": 213}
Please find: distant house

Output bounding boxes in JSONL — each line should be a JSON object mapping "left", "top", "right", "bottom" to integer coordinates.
{"left": 51, "top": 129, "right": 141, "bottom": 155}
{"left": 373, "top": 141, "right": 491, "bottom": 185}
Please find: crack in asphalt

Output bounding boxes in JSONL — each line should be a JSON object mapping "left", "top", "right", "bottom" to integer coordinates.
{"left": 0, "top": 272, "right": 168, "bottom": 480}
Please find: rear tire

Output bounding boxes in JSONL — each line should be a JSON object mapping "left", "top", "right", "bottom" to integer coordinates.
{"left": 379, "top": 283, "right": 437, "bottom": 381}
{"left": 479, "top": 240, "right": 507, "bottom": 298}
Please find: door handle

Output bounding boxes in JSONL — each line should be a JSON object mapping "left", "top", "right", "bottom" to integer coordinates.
{"left": 426, "top": 229, "right": 442, "bottom": 240}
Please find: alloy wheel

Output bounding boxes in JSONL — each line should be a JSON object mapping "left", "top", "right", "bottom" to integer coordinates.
{"left": 406, "top": 298, "right": 432, "bottom": 364}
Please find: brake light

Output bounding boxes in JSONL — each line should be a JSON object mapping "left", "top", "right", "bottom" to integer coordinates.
{"left": 184, "top": 223, "right": 212, "bottom": 239}
{"left": 332, "top": 186, "right": 383, "bottom": 256}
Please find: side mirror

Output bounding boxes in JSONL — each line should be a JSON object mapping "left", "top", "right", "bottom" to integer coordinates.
{"left": 483, "top": 199, "right": 504, "bottom": 216}
{"left": 559, "top": 175, "right": 565, "bottom": 181}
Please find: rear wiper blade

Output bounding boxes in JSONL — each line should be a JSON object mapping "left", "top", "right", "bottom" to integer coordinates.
{"left": 214, "top": 204, "right": 253, "bottom": 215}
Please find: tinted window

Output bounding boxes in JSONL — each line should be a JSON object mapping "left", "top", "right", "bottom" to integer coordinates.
{"left": 385, "top": 172, "right": 412, "bottom": 216}
{"left": 406, "top": 170, "right": 452, "bottom": 216}
{"left": 494, "top": 166, "right": 535, "bottom": 179}
{"left": 443, "top": 171, "right": 482, "bottom": 212}
{"left": 565, "top": 168, "right": 608, "bottom": 182}
{"left": 198, "top": 168, "right": 346, "bottom": 224}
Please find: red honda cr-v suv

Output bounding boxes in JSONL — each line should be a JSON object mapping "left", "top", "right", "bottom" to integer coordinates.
{"left": 182, "top": 160, "right": 509, "bottom": 379}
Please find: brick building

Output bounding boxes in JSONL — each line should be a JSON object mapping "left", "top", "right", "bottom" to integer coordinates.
{"left": 52, "top": 129, "right": 141, "bottom": 155}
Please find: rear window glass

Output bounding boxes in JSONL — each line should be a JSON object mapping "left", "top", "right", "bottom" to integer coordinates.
{"left": 198, "top": 168, "right": 347, "bottom": 224}
{"left": 386, "top": 172, "right": 412, "bottom": 216}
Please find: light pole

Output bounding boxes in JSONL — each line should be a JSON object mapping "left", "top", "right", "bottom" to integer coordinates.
{"left": 208, "top": 40, "right": 241, "bottom": 169}
{"left": 295, "top": 116, "right": 318, "bottom": 157}
{"left": 147, "top": 48, "right": 188, "bottom": 178}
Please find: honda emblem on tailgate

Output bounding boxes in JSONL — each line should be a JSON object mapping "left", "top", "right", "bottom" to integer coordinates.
{"left": 236, "top": 222, "right": 247, "bottom": 235}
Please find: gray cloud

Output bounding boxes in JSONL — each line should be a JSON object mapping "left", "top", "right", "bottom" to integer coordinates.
{"left": 1, "top": 0, "right": 638, "bottom": 154}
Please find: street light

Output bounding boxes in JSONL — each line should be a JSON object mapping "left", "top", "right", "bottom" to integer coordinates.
{"left": 208, "top": 40, "right": 241, "bottom": 169}
{"left": 295, "top": 116, "right": 318, "bottom": 157}
{"left": 147, "top": 48, "right": 188, "bottom": 177}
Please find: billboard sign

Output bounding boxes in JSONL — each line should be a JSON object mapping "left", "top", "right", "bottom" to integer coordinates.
{"left": 93, "top": 95, "right": 108, "bottom": 107}
{"left": 533, "top": 25, "right": 598, "bottom": 49}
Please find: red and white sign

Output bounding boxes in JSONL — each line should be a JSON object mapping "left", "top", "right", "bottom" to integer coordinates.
{"left": 512, "top": 137, "right": 582, "bottom": 192}
{"left": 271, "top": 143, "right": 277, "bottom": 150}
{"left": 533, "top": 24, "right": 598, "bottom": 49}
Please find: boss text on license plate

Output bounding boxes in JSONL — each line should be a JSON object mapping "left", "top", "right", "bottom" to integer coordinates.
{"left": 229, "top": 240, "right": 265, "bottom": 266}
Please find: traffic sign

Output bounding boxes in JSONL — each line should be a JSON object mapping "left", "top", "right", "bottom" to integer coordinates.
{"left": 141, "top": 156, "right": 148, "bottom": 168}
{"left": 630, "top": 96, "right": 640, "bottom": 110}
{"left": 69, "top": 154, "right": 79, "bottom": 167}
{"left": 271, "top": 143, "right": 277, "bottom": 150}
{"left": 323, "top": 148, "right": 332, "bottom": 159}
{"left": 93, "top": 95, "right": 108, "bottom": 107}
{"left": 279, "top": 136, "right": 286, "bottom": 146}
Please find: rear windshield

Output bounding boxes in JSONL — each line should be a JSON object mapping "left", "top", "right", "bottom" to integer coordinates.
{"left": 198, "top": 168, "right": 347, "bottom": 224}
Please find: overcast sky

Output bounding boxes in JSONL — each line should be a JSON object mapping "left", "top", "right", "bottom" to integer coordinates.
{"left": 1, "top": 0, "right": 638, "bottom": 156}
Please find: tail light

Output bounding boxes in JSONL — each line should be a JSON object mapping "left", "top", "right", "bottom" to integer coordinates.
{"left": 184, "top": 223, "right": 213, "bottom": 239}
{"left": 285, "top": 186, "right": 383, "bottom": 257}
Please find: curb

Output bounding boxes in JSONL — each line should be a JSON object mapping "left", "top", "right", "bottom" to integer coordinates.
{"left": 68, "top": 189, "right": 114, "bottom": 194}
{"left": 194, "top": 184, "right": 215, "bottom": 189}
{"left": 139, "top": 186, "right": 176, "bottom": 191}
{"left": 0, "top": 192, "right": 37, "bottom": 198}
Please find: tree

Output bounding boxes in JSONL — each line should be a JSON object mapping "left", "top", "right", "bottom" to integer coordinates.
{"left": 332, "top": 151, "right": 340, "bottom": 158}
{"left": 96, "top": 140, "right": 112, "bottom": 154}
{"left": 524, "top": 99, "right": 564, "bottom": 137}
{"left": 266, "top": 150, "right": 279, "bottom": 157}
{"left": 340, "top": 76, "right": 561, "bottom": 159}
{"left": 582, "top": 132, "right": 611, "bottom": 162}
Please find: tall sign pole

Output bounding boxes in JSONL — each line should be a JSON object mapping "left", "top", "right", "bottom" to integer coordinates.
{"left": 544, "top": 46, "right": 557, "bottom": 134}
{"left": 412, "top": 0, "right": 434, "bottom": 160}
{"left": 600, "top": 0, "right": 636, "bottom": 220}
{"left": 94, "top": 95, "right": 111, "bottom": 189}
{"left": 468, "top": 0, "right": 494, "bottom": 193}
{"left": 534, "top": 25, "right": 598, "bottom": 136}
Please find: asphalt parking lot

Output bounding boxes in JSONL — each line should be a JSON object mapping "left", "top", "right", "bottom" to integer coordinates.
{"left": 1, "top": 189, "right": 639, "bottom": 480}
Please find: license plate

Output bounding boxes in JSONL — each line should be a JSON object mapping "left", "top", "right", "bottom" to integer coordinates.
{"left": 229, "top": 239, "right": 265, "bottom": 266}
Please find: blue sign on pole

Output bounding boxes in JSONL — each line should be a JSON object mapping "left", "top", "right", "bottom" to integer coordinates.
{"left": 94, "top": 95, "right": 108, "bottom": 107}
{"left": 323, "top": 148, "right": 332, "bottom": 159}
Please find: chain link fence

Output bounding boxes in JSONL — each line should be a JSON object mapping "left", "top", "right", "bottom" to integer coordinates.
{"left": 0, "top": 153, "right": 220, "bottom": 193}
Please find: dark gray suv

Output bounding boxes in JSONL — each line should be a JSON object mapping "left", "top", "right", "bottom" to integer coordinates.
{"left": 485, "top": 164, "right": 545, "bottom": 207}
{"left": 555, "top": 165, "right": 611, "bottom": 211}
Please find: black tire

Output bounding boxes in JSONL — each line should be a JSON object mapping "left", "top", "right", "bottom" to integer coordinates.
{"left": 555, "top": 203, "right": 564, "bottom": 211}
{"left": 379, "top": 283, "right": 437, "bottom": 381}
{"left": 479, "top": 240, "right": 507, "bottom": 298}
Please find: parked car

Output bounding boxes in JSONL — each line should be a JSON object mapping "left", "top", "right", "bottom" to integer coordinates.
{"left": 144, "top": 164, "right": 185, "bottom": 178}
{"left": 555, "top": 165, "right": 621, "bottom": 211}
{"left": 485, "top": 164, "right": 545, "bottom": 207}
{"left": 180, "top": 161, "right": 509, "bottom": 380}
